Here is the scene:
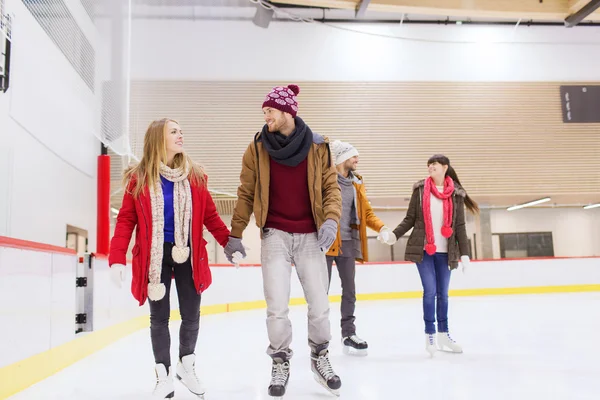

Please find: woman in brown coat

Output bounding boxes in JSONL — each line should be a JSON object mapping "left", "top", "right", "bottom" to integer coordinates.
{"left": 379, "top": 154, "right": 479, "bottom": 357}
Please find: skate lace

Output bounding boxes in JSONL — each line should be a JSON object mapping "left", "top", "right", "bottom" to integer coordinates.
{"left": 271, "top": 362, "right": 290, "bottom": 386}
{"left": 316, "top": 354, "right": 336, "bottom": 380}
{"left": 349, "top": 335, "right": 365, "bottom": 345}
{"left": 154, "top": 373, "right": 168, "bottom": 389}
{"left": 428, "top": 334, "right": 435, "bottom": 345}
{"left": 445, "top": 332, "right": 456, "bottom": 343}
{"left": 188, "top": 364, "right": 201, "bottom": 384}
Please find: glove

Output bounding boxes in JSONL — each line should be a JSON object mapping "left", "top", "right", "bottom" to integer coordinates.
{"left": 224, "top": 237, "right": 246, "bottom": 265}
{"left": 458, "top": 255, "right": 470, "bottom": 273}
{"left": 377, "top": 227, "right": 397, "bottom": 245}
{"left": 231, "top": 251, "right": 244, "bottom": 269}
{"left": 317, "top": 219, "right": 337, "bottom": 252}
{"left": 110, "top": 263, "right": 126, "bottom": 288}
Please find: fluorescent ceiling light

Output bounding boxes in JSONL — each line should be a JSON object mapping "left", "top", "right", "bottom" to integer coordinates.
{"left": 507, "top": 197, "right": 551, "bottom": 211}
{"left": 583, "top": 203, "right": 600, "bottom": 210}
{"left": 111, "top": 208, "right": 119, "bottom": 214}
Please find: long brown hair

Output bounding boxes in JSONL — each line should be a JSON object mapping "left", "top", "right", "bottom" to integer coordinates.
{"left": 123, "top": 118, "right": 205, "bottom": 198}
{"left": 427, "top": 154, "right": 479, "bottom": 214}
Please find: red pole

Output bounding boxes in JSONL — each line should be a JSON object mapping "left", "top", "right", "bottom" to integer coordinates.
{"left": 97, "top": 151, "right": 111, "bottom": 255}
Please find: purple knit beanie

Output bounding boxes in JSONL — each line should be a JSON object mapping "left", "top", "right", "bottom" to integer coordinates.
{"left": 262, "top": 84, "right": 300, "bottom": 117}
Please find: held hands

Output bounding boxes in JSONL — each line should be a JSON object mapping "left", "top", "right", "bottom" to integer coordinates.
{"left": 231, "top": 251, "right": 245, "bottom": 268}
{"left": 377, "top": 226, "right": 397, "bottom": 245}
{"left": 110, "top": 263, "right": 127, "bottom": 288}
{"left": 317, "top": 219, "right": 338, "bottom": 252}
{"left": 224, "top": 236, "right": 247, "bottom": 268}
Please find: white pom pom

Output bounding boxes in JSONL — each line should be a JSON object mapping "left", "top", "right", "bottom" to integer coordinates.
{"left": 172, "top": 246, "right": 190, "bottom": 264}
{"left": 148, "top": 283, "right": 166, "bottom": 301}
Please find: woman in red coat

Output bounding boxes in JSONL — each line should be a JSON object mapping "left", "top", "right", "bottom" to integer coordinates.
{"left": 108, "top": 118, "right": 238, "bottom": 399}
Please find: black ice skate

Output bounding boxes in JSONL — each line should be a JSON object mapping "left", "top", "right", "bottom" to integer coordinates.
{"left": 268, "top": 353, "right": 290, "bottom": 398}
{"left": 342, "top": 335, "right": 368, "bottom": 356}
{"left": 310, "top": 345, "right": 341, "bottom": 397}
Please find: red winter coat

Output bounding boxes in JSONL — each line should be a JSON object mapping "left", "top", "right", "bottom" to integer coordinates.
{"left": 108, "top": 176, "right": 230, "bottom": 305}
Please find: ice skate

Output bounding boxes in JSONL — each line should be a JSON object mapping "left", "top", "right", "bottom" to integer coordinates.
{"left": 342, "top": 334, "right": 368, "bottom": 356}
{"left": 425, "top": 333, "right": 437, "bottom": 357}
{"left": 153, "top": 364, "right": 175, "bottom": 399}
{"left": 311, "top": 347, "right": 341, "bottom": 396}
{"left": 438, "top": 332, "right": 463, "bottom": 353}
{"left": 268, "top": 353, "right": 290, "bottom": 398}
{"left": 176, "top": 354, "right": 205, "bottom": 398}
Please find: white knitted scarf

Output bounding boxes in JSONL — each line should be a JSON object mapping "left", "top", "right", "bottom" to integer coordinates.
{"left": 147, "top": 163, "right": 192, "bottom": 301}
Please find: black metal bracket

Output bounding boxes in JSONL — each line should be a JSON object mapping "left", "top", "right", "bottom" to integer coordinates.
{"left": 75, "top": 313, "right": 87, "bottom": 324}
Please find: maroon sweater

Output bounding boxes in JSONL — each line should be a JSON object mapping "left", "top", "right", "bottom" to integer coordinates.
{"left": 265, "top": 157, "right": 317, "bottom": 233}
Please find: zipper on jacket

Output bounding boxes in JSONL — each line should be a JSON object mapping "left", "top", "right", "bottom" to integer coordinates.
{"left": 139, "top": 193, "right": 150, "bottom": 290}
{"left": 313, "top": 146, "right": 318, "bottom": 225}
{"left": 190, "top": 189, "right": 195, "bottom": 288}
{"left": 254, "top": 132, "right": 263, "bottom": 226}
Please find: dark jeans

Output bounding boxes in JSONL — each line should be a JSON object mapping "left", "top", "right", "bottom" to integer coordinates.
{"left": 416, "top": 251, "right": 451, "bottom": 334}
{"left": 326, "top": 241, "right": 357, "bottom": 337}
{"left": 149, "top": 243, "right": 201, "bottom": 369}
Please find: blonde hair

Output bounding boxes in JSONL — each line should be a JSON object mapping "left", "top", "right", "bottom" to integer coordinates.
{"left": 123, "top": 118, "right": 205, "bottom": 198}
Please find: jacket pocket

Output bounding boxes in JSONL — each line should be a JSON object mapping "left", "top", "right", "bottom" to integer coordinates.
{"left": 200, "top": 238, "right": 207, "bottom": 261}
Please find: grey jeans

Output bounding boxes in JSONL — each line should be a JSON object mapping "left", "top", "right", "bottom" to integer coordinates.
{"left": 261, "top": 227, "right": 332, "bottom": 359}
{"left": 326, "top": 240, "right": 357, "bottom": 337}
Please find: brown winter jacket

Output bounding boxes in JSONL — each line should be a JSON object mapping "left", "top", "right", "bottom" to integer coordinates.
{"left": 392, "top": 179, "right": 470, "bottom": 270}
{"left": 326, "top": 173, "right": 384, "bottom": 263}
{"left": 230, "top": 131, "right": 342, "bottom": 238}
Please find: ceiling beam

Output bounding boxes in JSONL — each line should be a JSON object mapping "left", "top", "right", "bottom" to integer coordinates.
{"left": 355, "top": 0, "right": 370, "bottom": 17}
{"left": 273, "top": 0, "right": 600, "bottom": 21}
{"left": 565, "top": 0, "right": 600, "bottom": 26}
{"left": 569, "top": 0, "right": 591, "bottom": 13}
{"left": 272, "top": 0, "right": 358, "bottom": 9}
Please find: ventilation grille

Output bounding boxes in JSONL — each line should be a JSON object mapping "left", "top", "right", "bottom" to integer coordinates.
{"left": 22, "top": 0, "right": 95, "bottom": 92}
{"left": 80, "top": 0, "right": 95, "bottom": 20}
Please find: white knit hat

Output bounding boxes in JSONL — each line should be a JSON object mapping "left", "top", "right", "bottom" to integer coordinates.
{"left": 330, "top": 140, "right": 359, "bottom": 166}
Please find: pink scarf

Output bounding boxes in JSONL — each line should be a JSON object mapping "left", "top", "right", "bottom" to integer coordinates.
{"left": 422, "top": 176, "right": 454, "bottom": 255}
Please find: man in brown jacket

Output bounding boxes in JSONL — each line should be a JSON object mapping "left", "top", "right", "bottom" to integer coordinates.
{"left": 225, "top": 84, "right": 342, "bottom": 398}
{"left": 326, "top": 140, "right": 392, "bottom": 356}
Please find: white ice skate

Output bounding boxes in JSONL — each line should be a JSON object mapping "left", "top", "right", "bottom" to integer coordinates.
{"left": 176, "top": 354, "right": 206, "bottom": 398}
{"left": 437, "top": 332, "right": 463, "bottom": 353}
{"left": 342, "top": 335, "right": 368, "bottom": 356}
{"left": 425, "top": 333, "right": 437, "bottom": 357}
{"left": 153, "top": 364, "right": 175, "bottom": 399}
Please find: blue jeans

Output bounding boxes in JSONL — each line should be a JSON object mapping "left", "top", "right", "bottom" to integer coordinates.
{"left": 416, "top": 252, "right": 451, "bottom": 334}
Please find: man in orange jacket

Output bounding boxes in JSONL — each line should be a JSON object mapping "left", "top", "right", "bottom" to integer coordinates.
{"left": 326, "top": 140, "right": 392, "bottom": 356}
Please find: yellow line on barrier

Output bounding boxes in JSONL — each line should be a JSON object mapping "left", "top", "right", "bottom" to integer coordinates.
{"left": 2, "top": 284, "right": 599, "bottom": 399}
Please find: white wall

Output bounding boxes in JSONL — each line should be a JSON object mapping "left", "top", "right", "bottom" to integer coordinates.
{"left": 0, "top": 0, "right": 99, "bottom": 248}
{"left": 206, "top": 206, "right": 600, "bottom": 263}
{"left": 130, "top": 19, "right": 600, "bottom": 81}
{"left": 0, "top": 246, "right": 77, "bottom": 368}
{"left": 93, "top": 256, "right": 149, "bottom": 331}
{"left": 0, "top": 92, "right": 12, "bottom": 236}
{"left": 491, "top": 207, "right": 600, "bottom": 257}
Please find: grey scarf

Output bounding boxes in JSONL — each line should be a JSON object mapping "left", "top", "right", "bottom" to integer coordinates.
{"left": 260, "top": 116, "right": 313, "bottom": 167}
